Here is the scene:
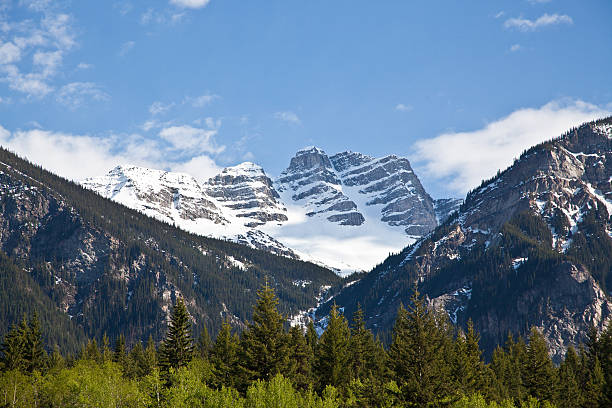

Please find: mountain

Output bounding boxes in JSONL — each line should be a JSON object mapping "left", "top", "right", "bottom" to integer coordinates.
{"left": 322, "top": 117, "right": 612, "bottom": 362}
{"left": 83, "top": 147, "right": 461, "bottom": 275}
{"left": 0, "top": 147, "right": 342, "bottom": 353}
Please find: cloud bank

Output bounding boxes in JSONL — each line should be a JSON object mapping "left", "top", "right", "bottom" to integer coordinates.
{"left": 414, "top": 100, "right": 611, "bottom": 196}
{"left": 0, "top": 122, "right": 225, "bottom": 182}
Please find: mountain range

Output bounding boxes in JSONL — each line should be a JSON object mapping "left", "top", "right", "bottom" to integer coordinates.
{"left": 1, "top": 117, "right": 611, "bottom": 361}
{"left": 322, "top": 117, "right": 612, "bottom": 362}
{"left": 82, "top": 147, "right": 461, "bottom": 275}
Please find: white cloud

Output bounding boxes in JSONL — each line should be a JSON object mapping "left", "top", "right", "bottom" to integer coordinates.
{"left": 159, "top": 124, "right": 225, "bottom": 154}
{"left": 504, "top": 13, "right": 573, "bottom": 32}
{"left": 56, "top": 82, "right": 110, "bottom": 109}
{"left": 76, "top": 62, "right": 92, "bottom": 70}
{"left": 395, "top": 103, "right": 413, "bottom": 112}
{"left": 510, "top": 44, "right": 522, "bottom": 52}
{"left": 171, "top": 155, "right": 221, "bottom": 180}
{"left": 274, "top": 111, "right": 301, "bottom": 125}
{"left": 118, "top": 40, "right": 135, "bottom": 56}
{"left": 186, "top": 92, "right": 219, "bottom": 108}
{"left": 170, "top": 0, "right": 211, "bottom": 9}
{"left": 528, "top": 0, "right": 552, "bottom": 4}
{"left": 0, "top": 42, "right": 21, "bottom": 64}
{"left": 0, "top": 124, "right": 226, "bottom": 181}
{"left": 149, "top": 101, "right": 175, "bottom": 115}
{"left": 33, "top": 50, "right": 62, "bottom": 76}
{"left": 414, "top": 100, "right": 611, "bottom": 195}
{"left": 494, "top": 11, "right": 505, "bottom": 19}
{"left": 0, "top": 6, "right": 76, "bottom": 98}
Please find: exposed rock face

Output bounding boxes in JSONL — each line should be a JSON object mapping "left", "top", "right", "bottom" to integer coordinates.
{"left": 326, "top": 118, "right": 612, "bottom": 362}
{"left": 83, "top": 165, "right": 226, "bottom": 224}
{"left": 83, "top": 147, "right": 454, "bottom": 274}
{"left": 206, "top": 162, "right": 288, "bottom": 227}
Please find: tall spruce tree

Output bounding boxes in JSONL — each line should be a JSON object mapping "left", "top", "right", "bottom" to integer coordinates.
{"left": 453, "top": 319, "right": 486, "bottom": 396}
{"left": 348, "top": 304, "right": 384, "bottom": 381}
{"left": 557, "top": 345, "right": 582, "bottom": 408}
{"left": 314, "top": 303, "right": 351, "bottom": 392}
{"left": 0, "top": 322, "right": 26, "bottom": 371}
{"left": 24, "top": 311, "right": 46, "bottom": 372}
{"left": 239, "top": 280, "right": 289, "bottom": 387}
{"left": 287, "top": 325, "right": 314, "bottom": 390}
{"left": 210, "top": 320, "right": 239, "bottom": 389}
{"left": 523, "top": 327, "right": 557, "bottom": 402}
{"left": 387, "top": 289, "right": 453, "bottom": 405}
{"left": 159, "top": 296, "right": 194, "bottom": 374}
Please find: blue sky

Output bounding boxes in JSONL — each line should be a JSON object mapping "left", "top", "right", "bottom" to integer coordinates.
{"left": 0, "top": 0, "right": 611, "bottom": 197}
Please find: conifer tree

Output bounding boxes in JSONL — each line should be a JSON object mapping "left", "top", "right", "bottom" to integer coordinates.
{"left": 159, "top": 296, "right": 194, "bottom": 374}
{"left": 210, "top": 320, "right": 239, "bottom": 389}
{"left": 557, "top": 345, "right": 582, "bottom": 408}
{"left": 306, "top": 320, "right": 318, "bottom": 351}
{"left": 196, "top": 326, "right": 212, "bottom": 360}
{"left": 348, "top": 304, "right": 384, "bottom": 381}
{"left": 113, "top": 334, "right": 127, "bottom": 366}
{"left": 287, "top": 325, "right": 313, "bottom": 390}
{"left": 523, "top": 327, "right": 557, "bottom": 402}
{"left": 144, "top": 335, "right": 158, "bottom": 373}
{"left": 453, "top": 319, "right": 486, "bottom": 396}
{"left": 0, "top": 322, "right": 26, "bottom": 371}
{"left": 24, "top": 311, "right": 46, "bottom": 372}
{"left": 240, "top": 280, "right": 289, "bottom": 383}
{"left": 387, "top": 289, "right": 453, "bottom": 405}
{"left": 314, "top": 303, "right": 351, "bottom": 392}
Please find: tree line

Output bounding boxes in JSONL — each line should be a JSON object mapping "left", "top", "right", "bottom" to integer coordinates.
{"left": 1, "top": 283, "right": 610, "bottom": 407}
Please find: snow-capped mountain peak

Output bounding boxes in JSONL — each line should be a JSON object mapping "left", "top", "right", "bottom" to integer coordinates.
{"left": 82, "top": 148, "right": 461, "bottom": 275}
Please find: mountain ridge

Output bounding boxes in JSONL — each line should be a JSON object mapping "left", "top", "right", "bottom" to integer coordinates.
{"left": 83, "top": 147, "right": 461, "bottom": 275}
{"left": 320, "top": 117, "right": 612, "bottom": 361}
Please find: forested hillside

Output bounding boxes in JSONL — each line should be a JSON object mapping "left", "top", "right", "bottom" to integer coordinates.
{"left": 323, "top": 117, "right": 612, "bottom": 361}
{"left": 0, "top": 147, "right": 342, "bottom": 354}
{"left": 1, "top": 286, "right": 610, "bottom": 407}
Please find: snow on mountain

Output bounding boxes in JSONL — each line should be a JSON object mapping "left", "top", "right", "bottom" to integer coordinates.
{"left": 82, "top": 148, "right": 459, "bottom": 276}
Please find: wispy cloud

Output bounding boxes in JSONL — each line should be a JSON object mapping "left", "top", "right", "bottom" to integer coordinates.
{"left": 504, "top": 13, "right": 573, "bottom": 32}
{"left": 56, "top": 82, "right": 110, "bottom": 109}
{"left": 118, "top": 41, "right": 135, "bottom": 57}
{"left": 274, "top": 111, "right": 301, "bottom": 125}
{"left": 186, "top": 92, "right": 219, "bottom": 108}
{"left": 527, "top": 0, "right": 552, "bottom": 4}
{"left": 170, "top": 0, "right": 211, "bottom": 9}
{"left": 76, "top": 62, "right": 92, "bottom": 70}
{"left": 494, "top": 11, "right": 505, "bottom": 19}
{"left": 509, "top": 44, "right": 522, "bottom": 52}
{"left": 0, "top": 6, "right": 77, "bottom": 98}
{"left": 159, "top": 124, "right": 225, "bottom": 155}
{"left": 414, "top": 100, "right": 610, "bottom": 195}
{"left": 395, "top": 103, "right": 413, "bottom": 112}
{"left": 149, "top": 101, "right": 176, "bottom": 116}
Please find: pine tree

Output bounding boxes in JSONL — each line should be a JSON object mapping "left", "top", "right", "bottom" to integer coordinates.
{"left": 387, "top": 289, "right": 453, "bottom": 405}
{"left": 557, "top": 346, "right": 582, "bottom": 408}
{"left": 144, "top": 335, "right": 158, "bottom": 373}
{"left": 597, "top": 324, "right": 612, "bottom": 408}
{"left": 159, "top": 296, "right": 194, "bottom": 374}
{"left": 287, "top": 325, "right": 313, "bottom": 390}
{"left": 24, "top": 311, "right": 46, "bottom": 372}
{"left": 523, "top": 327, "right": 557, "bottom": 402}
{"left": 196, "top": 326, "right": 212, "bottom": 360}
{"left": 453, "top": 319, "right": 486, "bottom": 396}
{"left": 239, "top": 281, "right": 289, "bottom": 384}
{"left": 314, "top": 303, "right": 351, "bottom": 392}
{"left": 348, "top": 304, "right": 384, "bottom": 381}
{"left": 210, "top": 320, "right": 239, "bottom": 388}
{"left": 113, "top": 334, "right": 127, "bottom": 367}
{"left": 306, "top": 320, "right": 318, "bottom": 351}
{"left": 0, "top": 322, "right": 26, "bottom": 371}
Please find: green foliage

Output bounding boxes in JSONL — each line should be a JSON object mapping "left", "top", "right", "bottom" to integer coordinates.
{"left": 314, "top": 304, "right": 351, "bottom": 392}
{"left": 159, "top": 297, "right": 194, "bottom": 375}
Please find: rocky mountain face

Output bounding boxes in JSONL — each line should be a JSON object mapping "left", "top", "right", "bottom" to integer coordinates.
{"left": 83, "top": 147, "right": 460, "bottom": 275}
{"left": 324, "top": 117, "right": 612, "bottom": 362}
{"left": 0, "top": 147, "right": 341, "bottom": 352}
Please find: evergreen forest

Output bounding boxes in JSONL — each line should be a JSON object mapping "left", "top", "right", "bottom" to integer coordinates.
{"left": 1, "top": 284, "right": 610, "bottom": 408}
